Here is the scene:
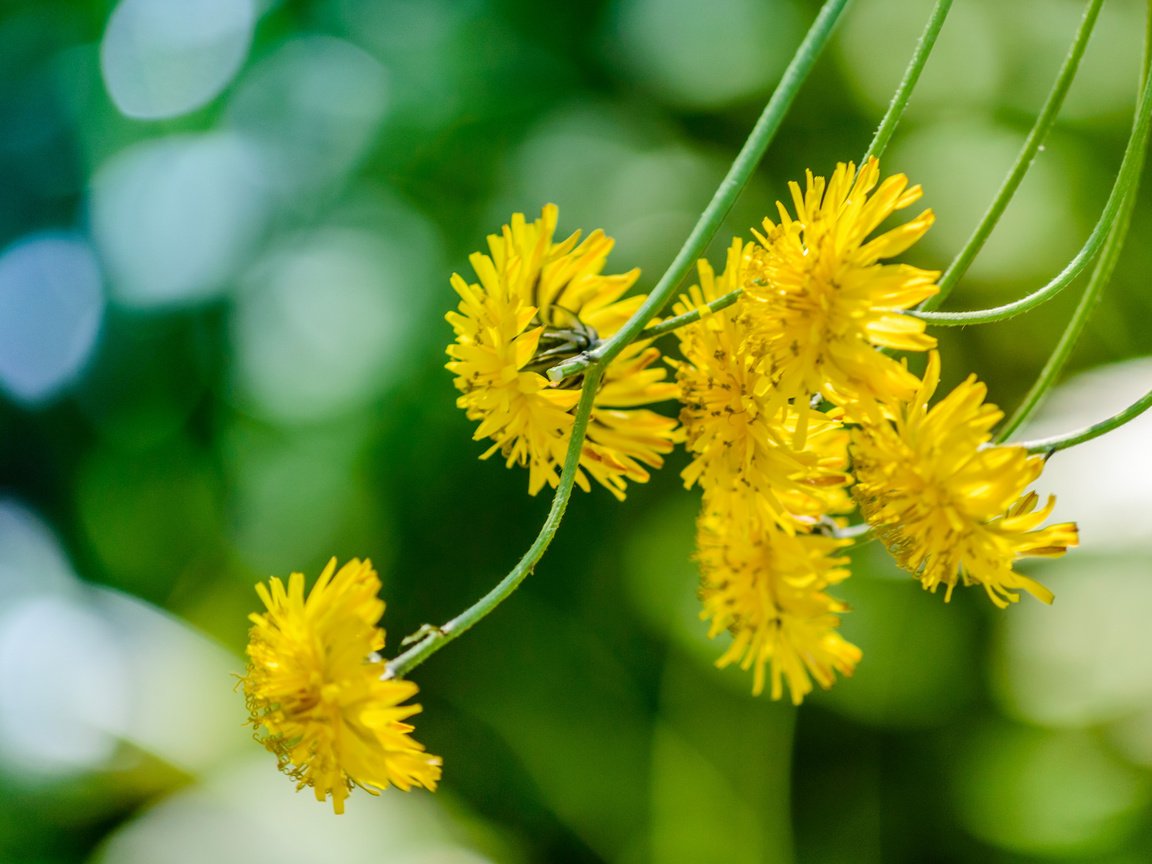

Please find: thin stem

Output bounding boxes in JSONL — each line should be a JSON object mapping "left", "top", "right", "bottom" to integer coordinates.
{"left": 997, "top": 14, "right": 1152, "bottom": 441}
{"left": 859, "top": 0, "right": 953, "bottom": 166}
{"left": 922, "top": 0, "right": 1104, "bottom": 312}
{"left": 1016, "top": 386, "right": 1152, "bottom": 454}
{"left": 547, "top": 0, "right": 853, "bottom": 384}
{"left": 643, "top": 288, "right": 743, "bottom": 339}
{"left": 386, "top": 366, "right": 604, "bottom": 678}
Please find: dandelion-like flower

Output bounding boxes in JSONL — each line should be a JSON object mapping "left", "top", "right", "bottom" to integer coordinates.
{"left": 850, "top": 353, "right": 1079, "bottom": 607}
{"left": 672, "top": 238, "right": 853, "bottom": 527}
{"left": 241, "top": 558, "right": 441, "bottom": 814}
{"left": 742, "top": 157, "right": 940, "bottom": 420}
{"left": 696, "top": 508, "right": 861, "bottom": 703}
{"left": 447, "top": 205, "right": 679, "bottom": 499}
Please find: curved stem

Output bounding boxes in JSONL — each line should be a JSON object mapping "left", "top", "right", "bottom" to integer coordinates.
{"left": 997, "top": 12, "right": 1152, "bottom": 441}
{"left": 547, "top": 0, "right": 853, "bottom": 384}
{"left": 1016, "top": 386, "right": 1152, "bottom": 454}
{"left": 859, "top": 0, "right": 953, "bottom": 166}
{"left": 643, "top": 288, "right": 743, "bottom": 339}
{"left": 921, "top": 0, "right": 1104, "bottom": 312}
{"left": 386, "top": 366, "right": 603, "bottom": 678}
{"left": 915, "top": 64, "right": 1152, "bottom": 327}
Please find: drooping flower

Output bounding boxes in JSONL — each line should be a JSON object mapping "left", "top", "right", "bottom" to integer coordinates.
{"left": 241, "top": 558, "right": 441, "bottom": 814}
{"left": 850, "top": 352, "right": 1079, "bottom": 608}
{"left": 696, "top": 507, "right": 861, "bottom": 703}
{"left": 447, "top": 204, "right": 679, "bottom": 500}
{"left": 741, "top": 157, "right": 940, "bottom": 423}
{"left": 672, "top": 238, "right": 853, "bottom": 528}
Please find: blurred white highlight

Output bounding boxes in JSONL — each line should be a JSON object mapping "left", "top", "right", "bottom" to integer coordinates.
{"left": 91, "top": 133, "right": 269, "bottom": 308}
{"left": 0, "top": 233, "right": 103, "bottom": 404}
{"left": 101, "top": 0, "right": 256, "bottom": 120}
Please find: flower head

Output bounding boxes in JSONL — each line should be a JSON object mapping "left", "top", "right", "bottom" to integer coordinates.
{"left": 447, "top": 205, "right": 679, "bottom": 499}
{"left": 742, "top": 157, "right": 939, "bottom": 418}
{"left": 241, "top": 558, "right": 441, "bottom": 813}
{"left": 696, "top": 508, "right": 861, "bottom": 703}
{"left": 672, "top": 238, "right": 853, "bottom": 528}
{"left": 850, "top": 353, "right": 1079, "bottom": 607}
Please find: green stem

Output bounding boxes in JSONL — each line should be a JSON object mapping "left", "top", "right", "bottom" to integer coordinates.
{"left": 997, "top": 16, "right": 1152, "bottom": 441}
{"left": 859, "top": 0, "right": 953, "bottom": 166}
{"left": 916, "top": 61, "right": 1152, "bottom": 327}
{"left": 643, "top": 288, "right": 743, "bottom": 339}
{"left": 386, "top": 366, "right": 604, "bottom": 678}
{"left": 547, "top": 0, "right": 853, "bottom": 384}
{"left": 921, "top": 0, "right": 1104, "bottom": 312}
{"left": 1016, "top": 386, "right": 1152, "bottom": 454}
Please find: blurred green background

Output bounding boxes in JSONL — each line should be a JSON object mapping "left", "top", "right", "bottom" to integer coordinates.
{"left": 1, "top": 0, "right": 1151, "bottom": 862}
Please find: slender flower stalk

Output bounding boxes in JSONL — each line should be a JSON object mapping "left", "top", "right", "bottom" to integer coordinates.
{"left": 643, "top": 287, "right": 743, "bottom": 339}
{"left": 1016, "top": 385, "right": 1152, "bottom": 455}
{"left": 387, "top": 364, "right": 604, "bottom": 679}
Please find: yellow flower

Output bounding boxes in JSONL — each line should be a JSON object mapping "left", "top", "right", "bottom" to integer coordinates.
{"left": 742, "top": 157, "right": 939, "bottom": 420}
{"left": 696, "top": 507, "right": 861, "bottom": 703}
{"left": 241, "top": 558, "right": 441, "bottom": 814}
{"left": 447, "top": 205, "right": 679, "bottom": 500}
{"left": 672, "top": 238, "right": 853, "bottom": 527}
{"left": 850, "top": 353, "right": 1079, "bottom": 608}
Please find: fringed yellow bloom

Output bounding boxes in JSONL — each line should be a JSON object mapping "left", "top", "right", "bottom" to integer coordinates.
{"left": 742, "top": 157, "right": 940, "bottom": 422}
{"left": 447, "top": 204, "right": 679, "bottom": 500}
{"left": 696, "top": 508, "right": 861, "bottom": 703}
{"left": 241, "top": 558, "right": 441, "bottom": 814}
{"left": 671, "top": 238, "right": 853, "bottom": 528}
{"left": 851, "top": 353, "right": 1079, "bottom": 608}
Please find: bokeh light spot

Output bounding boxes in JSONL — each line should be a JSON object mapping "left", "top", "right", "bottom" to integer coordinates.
{"left": 1013, "top": 358, "right": 1152, "bottom": 550}
{"left": 0, "top": 595, "right": 129, "bottom": 777}
{"left": 225, "top": 36, "right": 389, "bottom": 196}
{"left": 954, "top": 722, "right": 1150, "bottom": 857}
{"left": 837, "top": 0, "right": 1001, "bottom": 113}
{"left": 506, "top": 102, "right": 721, "bottom": 279}
{"left": 0, "top": 232, "right": 103, "bottom": 405}
{"left": 231, "top": 224, "right": 430, "bottom": 424}
{"left": 90, "top": 133, "right": 269, "bottom": 308}
{"left": 101, "top": 0, "right": 256, "bottom": 120}
{"left": 607, "top": 0, "right": 801, "bottom": 109}
{"left": 993, "top": 557, "right": 1152, "bottom": 728}
{"left": 0, "top": 500, "right": 81, "bottom": 617}
{"left": 888, "top": 120, "right": 1080, "bottom": 285}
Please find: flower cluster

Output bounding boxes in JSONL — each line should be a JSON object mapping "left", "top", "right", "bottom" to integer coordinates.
{"left": 239, "top": 149, "right": 1087, "bottom": 817}
{"left": 443, "top": 160, "right": 1078, "bottom": 707}
{"left": 241, "top": 558, "right": 441, "bottom": 814}
{"left": 671, "top": 158, "right": 1077, "bottom": 699}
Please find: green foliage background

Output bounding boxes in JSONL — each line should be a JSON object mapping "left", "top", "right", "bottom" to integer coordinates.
{"left": 1, "top": 0, "right": 1151, "bottom": 862}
